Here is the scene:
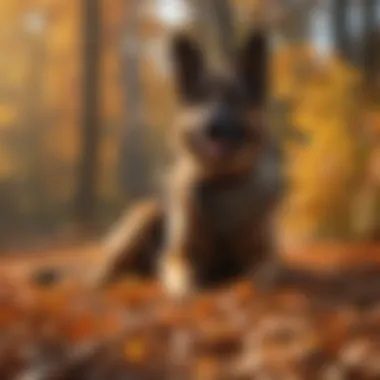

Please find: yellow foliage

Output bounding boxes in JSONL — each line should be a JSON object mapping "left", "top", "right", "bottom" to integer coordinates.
{"left": 272, "top": 44, "right": 317, "bottom": 100}
{"left": 0, "top": 143, "right": 19, "bottom": 180}
{"left": 280, "top": 51, "right": 362, "bottom": 240}
{"left": 43, "top": 124, "right": 79, "bottom": 164}
{"left": 364, "top": 109, "right": 380, "bottom": 135}
{"left": 0, "top": 104, "right": 17, "bottom": 127}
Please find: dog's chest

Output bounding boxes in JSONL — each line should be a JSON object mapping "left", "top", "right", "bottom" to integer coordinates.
{"left": 198, "top": 179, "right": 255, "bottom": 235}
{"left": 198, "top": 148, "right": 282, "bottom": 236}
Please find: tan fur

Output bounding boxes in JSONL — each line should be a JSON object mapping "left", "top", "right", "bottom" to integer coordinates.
{"left": 90, "top": 200, "right": 162, "bottom": 286}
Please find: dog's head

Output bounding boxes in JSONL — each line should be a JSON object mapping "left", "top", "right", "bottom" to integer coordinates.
{"left": 170, "top": 30, "right": 269, "bottom": 178}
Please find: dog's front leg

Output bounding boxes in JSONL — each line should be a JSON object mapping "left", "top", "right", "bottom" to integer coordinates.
{"left": 159, "top": 191, "right": 197, "bottom": 299}
{"left": 90, "top": 199, "right": 162, "bottom": 288}
{"left": 158, "top": 166, "right": 206, "bottom": 298}
{"left": 159, "top": 248, "right": 195, "bottom": 298}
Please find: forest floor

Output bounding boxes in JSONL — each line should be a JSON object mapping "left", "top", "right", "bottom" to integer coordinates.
{"left": 0, "top": 241, "right": 102, "bottom": 281}
{"left": 1, "top": 242, "right": 380, "bottom": 379}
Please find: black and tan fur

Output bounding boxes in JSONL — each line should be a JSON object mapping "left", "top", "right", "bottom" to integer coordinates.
{"left": 92, "top": 30, "right": 284, "bottom": 297}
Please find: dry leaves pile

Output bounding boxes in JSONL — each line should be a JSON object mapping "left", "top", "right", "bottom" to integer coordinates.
{"left": 1, "top": 266, "right": 380, "bottom": 380}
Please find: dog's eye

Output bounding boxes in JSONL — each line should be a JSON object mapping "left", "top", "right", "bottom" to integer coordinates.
{"left": 185, "top": 81, "right": 211, "bottom": 104}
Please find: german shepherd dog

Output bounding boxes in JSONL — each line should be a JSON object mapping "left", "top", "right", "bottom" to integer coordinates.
{"left": 92, "top": 30, "right": 284, "bottom": 297}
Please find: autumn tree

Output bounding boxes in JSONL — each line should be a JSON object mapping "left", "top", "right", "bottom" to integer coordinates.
{"left": 75, "top": 0, "right": 102, "bottom": 229}
{"left": 332, "top": 0, "right": 352, "bottom": 62}
{"left": 361, "top": 0, "right": 380, "bottom": 98}
{"left": 21, "top": 10, "right": 50, "bottom": 234}
{"left": 118, "top": 0, "right": 152, "bottom": 201}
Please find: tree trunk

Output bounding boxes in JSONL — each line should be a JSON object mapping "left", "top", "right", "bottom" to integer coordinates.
{"left": 75, "top": 0, "right": 101, "bottom": 229}
{"left": 331, "top": 0, "right": 351, "bottom": 61}
{"left": 118, "top": 0, "right": 151, "bottom": 201}
{"left": 362, "top": 0, "right": 378, "bottom": 86}
{"left": 18, "top": 17, "right": 49, "bottom": 237}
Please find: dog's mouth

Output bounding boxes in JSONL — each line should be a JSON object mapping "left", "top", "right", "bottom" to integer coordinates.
{"left": 198, "top": 136, "right": 241, "bottom": 161}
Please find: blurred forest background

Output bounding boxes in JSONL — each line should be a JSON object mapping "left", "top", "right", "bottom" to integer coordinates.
{"left": 0, "top": 0, "right": 380, "bottom": 252}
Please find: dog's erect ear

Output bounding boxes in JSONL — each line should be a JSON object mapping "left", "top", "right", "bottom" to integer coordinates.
{"left": 238, "top": 30, "right": 268, "bottom": 106}
{"left": 171, "top": 33, "right": 205, "bottom": 102}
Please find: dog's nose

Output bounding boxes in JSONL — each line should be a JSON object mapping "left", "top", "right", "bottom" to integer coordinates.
{"left": 206, "top": 113, "right": 245, "bottom": 143}
{"left": 207, "top": 121, "right": 225, "bottom": 140}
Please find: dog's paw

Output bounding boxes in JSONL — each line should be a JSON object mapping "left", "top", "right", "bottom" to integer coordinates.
{"left": 159, "top": 255, "right": 195, "bottom": 299}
